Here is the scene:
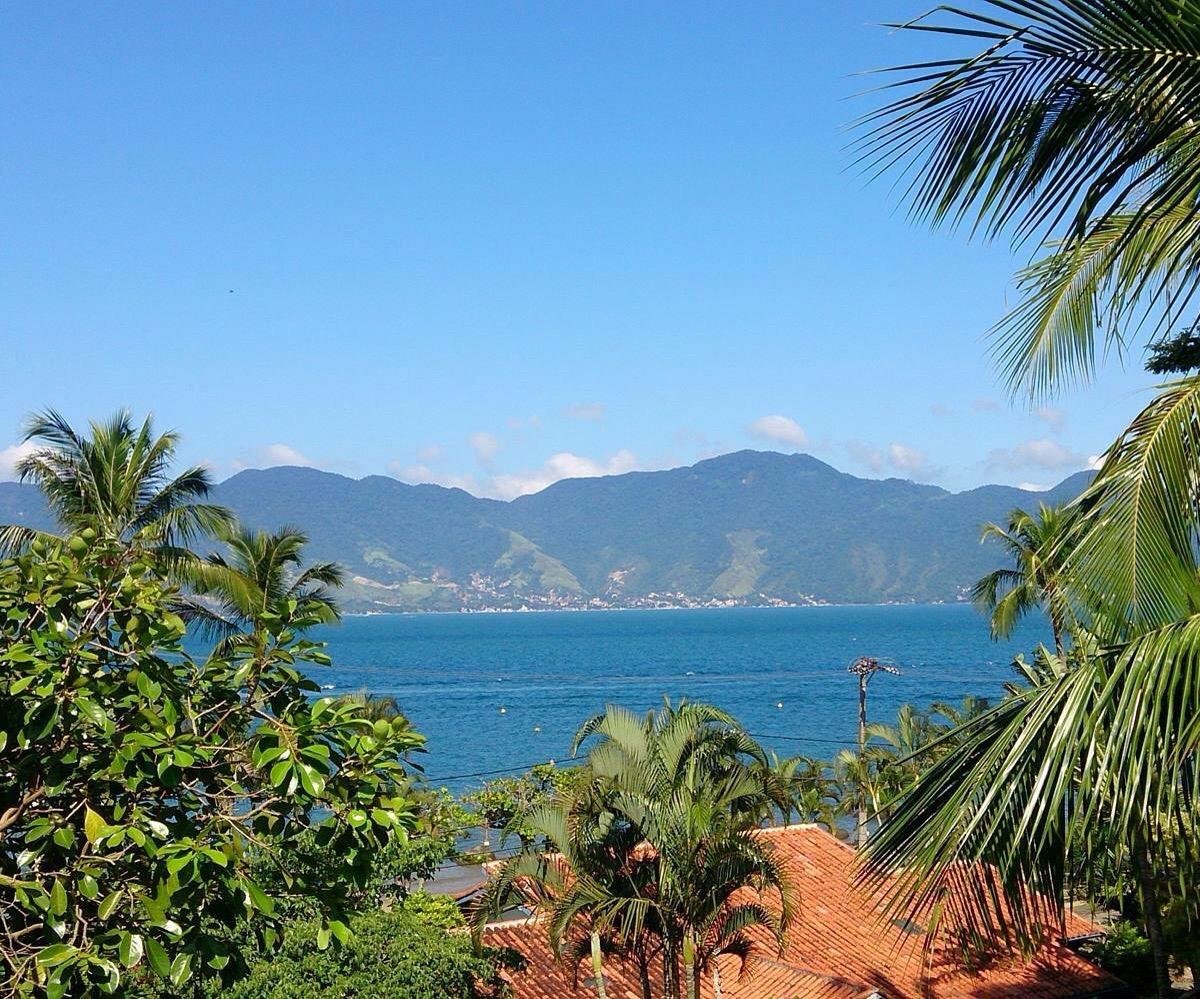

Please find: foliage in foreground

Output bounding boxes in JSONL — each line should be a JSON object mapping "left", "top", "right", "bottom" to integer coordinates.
{"left": 860, "top": 4, "right": 1200, "bottom": 994}
{"left": 213, "top": 895, "right": 502, "bottom": 999}
{"left": 0, "top": 533, "right": 420, "bottom": 996}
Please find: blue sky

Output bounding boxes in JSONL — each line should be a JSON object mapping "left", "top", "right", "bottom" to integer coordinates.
{"left": 2, "top": 2, "right": 1156, "bottom": 498}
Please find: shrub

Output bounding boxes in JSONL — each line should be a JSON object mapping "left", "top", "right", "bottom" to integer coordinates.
{"left": 1077, "top": 921, "right": 1156, "bottom": 993}
{"left": 219, "top": 900, "right": 498, "bottom": 999}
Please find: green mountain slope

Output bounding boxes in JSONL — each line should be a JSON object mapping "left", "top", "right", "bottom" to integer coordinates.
{"left": 0, "top": 451, "right": 1093, "bottom": 611}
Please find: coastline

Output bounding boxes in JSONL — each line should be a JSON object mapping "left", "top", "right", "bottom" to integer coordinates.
{"left": 340, "top": 598, "right": 972, "bottom": 619}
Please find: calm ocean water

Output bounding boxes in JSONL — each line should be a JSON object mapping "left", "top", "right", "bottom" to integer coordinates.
{"left": 308, "top": 604, "right": 1046, "bottom": 793}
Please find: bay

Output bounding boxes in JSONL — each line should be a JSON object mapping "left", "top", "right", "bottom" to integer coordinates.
{"left": 309, "top": 603, "right": 1046, "bottom": 792}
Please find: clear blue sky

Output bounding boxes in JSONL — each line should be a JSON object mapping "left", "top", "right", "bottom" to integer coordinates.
{"left": 2, "top": 2, "right": 1155, "bottom": 498}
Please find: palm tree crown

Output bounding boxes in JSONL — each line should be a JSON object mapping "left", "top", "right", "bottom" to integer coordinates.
{"left": 857, "top": 0, "right": 1200, "bottom": 399}
{"left": 971, "top": 503, "right": 1075, "bottom": 651}
{"left": 0, "top": 409, "right": 232, "bottom": 556}
{"left": 183, "top": 525, "right": 342, "bottom": 640}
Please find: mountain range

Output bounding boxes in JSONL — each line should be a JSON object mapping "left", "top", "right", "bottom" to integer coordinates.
{"left": 0, "top": 450, "right": 1092, "bottom": 612}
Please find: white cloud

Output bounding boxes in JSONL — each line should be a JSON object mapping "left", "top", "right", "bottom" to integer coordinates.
{"left": 845, "top": 440, "right": 936, "bottom": 479}
{"left": 930, "top": 403, "right": 953, "bottom": 418}
{"left": 564, "top": 402, "right": 606, "bottom": 422}
{"left": 388, "top": 462, "right": 480, "bottom": 493}
{"left": 416, "top": 444, "right": 442, "bottom": 462}
{"left": 1035, "top": 406, "right": 1067, "bottom": 432}
{"left": 747, "top": 415, "right": 808, "bottom": 449}
{"left": 469, "top": 431, "right": 500, "bottom": 464}
{"left": 1087, "top": 454, "right": 1105, "bottom": 470}
{"left": 0, "top": 441, "right": 38, "bottom": 485}
{"left": 972, "top": 397, "right": 1002, "bottom": 413}
{"left": 988, "top": 438, "right": 1088, "bottom": 470}
{"left": 491, "top": 450, "right": 640, "bottom": 500}
{"left": 845, "top": 441, "right": 885, "bottom": 474}
{"left": 261, "top": 443, "right": 315, "bottom": 467}
{"left": 0, "top": 441, "right": 37, "bottom": 481}
{"left": 507, "top": 415, "right": 543, "bottom": 431}
{"left": 887, "top": 442, "right": 932, "bottom": 476}
{"left": 226, "top": 443, "right": 327, "bottom": 472}
{"left": 1018, "top": 482, "right": 1050, "bottom": 492}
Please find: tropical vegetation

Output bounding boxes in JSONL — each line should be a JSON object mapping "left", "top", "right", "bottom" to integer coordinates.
{"left": 0, "top": 413, "right": 459, "bottom": 997}
{"left": 474, "top": 701, "right": 799, "bottom": 999}
{"left": 858, "top": 3, "right": 1200, "bottom": 994}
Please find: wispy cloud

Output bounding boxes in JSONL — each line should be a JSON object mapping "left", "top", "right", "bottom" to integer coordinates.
{"left": 887, "top": 442, "right": 933, "bottom": 477}
{"left": 491, "top": 450, "right": 640, "bottom": 500}
{"left": 747, "top": 415, "right": 808, "bottom": 449}
{"left": 1034, "top": 406, "right": 1066, "bottom": 432}
{"left": 262, "top": 443, "right": 315, "bottom": 467}
{"left": 392, "top": 445, "right": 645, "bottom": 500}
{"left": 388, "top": 462, "right": 480, "bottom": 493}
{"left": 972, "top": 397, "right": 1002, "bottom": 413}
{"left": 930, "top": 403, "right": 954, "bottom": 418}
{"left": 416, "top": 444, "right": 442, "bottom": 462}
{"left": 564, "top": 402, "right": 606, "bottom": 422}
{"left": 506, "top": 415, "right": 542, "bottom": 431}
{"left": 845, "top": 439, "right": 938, "bottom": 480}
{"left": 987, "top": 438, "right": 1087, "bottom": 471}
{"left": 228, "top": 443, "right": 320, "bottom": 472}
{"left": 469, "top": 431, "right": 500, "bottom": 464}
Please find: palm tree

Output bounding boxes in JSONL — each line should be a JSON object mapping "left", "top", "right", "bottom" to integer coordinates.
{"left": 0, "top": 409, "right": 232, "bottom": 557}
{"left": 475, "top": 791, "right": 656, "bottom": 999}
{"left": 570, "top": 701, "right": 796, "bottom": 999}
{"left": 971, "top": 504, "right": 1075, "bottom": 654}
{"left": 478, "top": 701, "right": 796, "bottom": 999}
{"left": 182, "top": 525, "right": 342, "bottom": 641}
{"left": 859, "top": 7, "right": 1200, "bottom": 992}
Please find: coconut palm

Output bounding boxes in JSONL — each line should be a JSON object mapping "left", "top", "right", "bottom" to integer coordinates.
{"left": 0, "top": 409, "right": 232, "bottom": 557}
{"left": 971, "top": 504, "right": 1076, "bottom": 653}
{"left": 860, "top": 5, "right": 1200, "bottom": 994}
{"left": 182, "top": 525, "right": 342, "bottom": 641}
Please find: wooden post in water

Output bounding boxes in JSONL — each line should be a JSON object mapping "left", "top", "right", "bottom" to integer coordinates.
{"left": 847, "top": 656, "right": 900, "bottom": 848}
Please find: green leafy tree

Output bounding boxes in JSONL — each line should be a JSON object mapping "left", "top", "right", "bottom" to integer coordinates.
{"left": 463, "top": 762, "right": 590, "bottom": 847}
{"left": 0, "top": 534, "right": 421, "bottom": 996}
{"left": 0, "top": 411, "right": 232, "bottom": 559}
{"left": 476, "top": 791, "right": 656, "bottom": 999}
{"left": 574, "top": 702, "right": 796, "bottom": 999}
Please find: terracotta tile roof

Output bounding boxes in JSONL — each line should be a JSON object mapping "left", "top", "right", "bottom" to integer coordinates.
{"left": 479, "top": 824, "right": 1125, "bottom": 999}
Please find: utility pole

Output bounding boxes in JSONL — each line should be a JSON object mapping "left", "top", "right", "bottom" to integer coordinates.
{"left": 847, "top": 656, "right": 901, "bottom": 848}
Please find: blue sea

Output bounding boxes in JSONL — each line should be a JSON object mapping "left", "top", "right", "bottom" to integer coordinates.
{"left": 308, "top": 604, "right": 1046, "bottom": 793}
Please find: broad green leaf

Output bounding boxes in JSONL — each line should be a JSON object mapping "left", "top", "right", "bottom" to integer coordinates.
{"left": 49, "top": 878, "right": 67, "bottom": 916}
{"left": 169, "top": 952, "right": 192, "bottom": 987}
{"left": 83, "top": 806, "right": 106, "bottom": 845}
{"left": 243, "top": 879, "right": 274, "bottom": 916}
{"left": 119, "top": 932, "right": 143, "bottom": 968}
{"left": 36, "top": 944, "right": 75, "bottom": 967}
{"left": 144, "top": 937, "right": 170, "bottom": 978}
